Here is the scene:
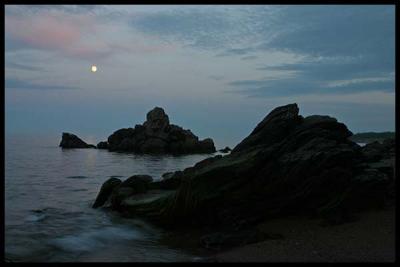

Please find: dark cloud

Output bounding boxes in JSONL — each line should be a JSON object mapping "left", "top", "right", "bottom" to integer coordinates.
{"left": 227, "top": 5, "right": 394, "bottom": 97}
{"left": 6, "top": 78, "right": 80, "bottom": 90}
{"left": 263, "top": 6, "right": 394, "bottom": 59}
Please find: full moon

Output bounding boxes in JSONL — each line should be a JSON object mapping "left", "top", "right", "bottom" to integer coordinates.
{"left": 91, "top": 65, "right": 97, "bottom": 73}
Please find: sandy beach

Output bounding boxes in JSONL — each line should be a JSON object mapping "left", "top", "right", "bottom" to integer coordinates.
{"left": 213, "top": 207, "right": 395, "bottom": 262}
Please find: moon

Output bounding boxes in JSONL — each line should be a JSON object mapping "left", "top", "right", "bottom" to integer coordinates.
{"left": 91, "top": 65, "right": 97, "bottom": 73}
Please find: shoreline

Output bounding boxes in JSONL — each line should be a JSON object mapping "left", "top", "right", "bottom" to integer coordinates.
{"left": 209, "top": 206, "right": 395, "bottom": 262}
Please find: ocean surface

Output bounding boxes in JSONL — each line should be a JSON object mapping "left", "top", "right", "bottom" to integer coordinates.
{"left": 5, "top": 134, "right": 220, "bottom": 262}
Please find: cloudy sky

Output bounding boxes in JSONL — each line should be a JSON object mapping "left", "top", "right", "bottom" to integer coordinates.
{"left": 5, "top": 5, "right": 395, "bottom": 147}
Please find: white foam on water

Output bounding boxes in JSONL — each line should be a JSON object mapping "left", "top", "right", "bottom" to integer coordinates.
{"left": 25, "top": 214, "right": 46, "bottom": 222}
{"left": 49, "top": 226, "right": 146, "bottom": 253}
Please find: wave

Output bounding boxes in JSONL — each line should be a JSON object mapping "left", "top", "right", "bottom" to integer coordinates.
{"left": 48, "top": 226, "right": 146, "bottom": 253}
{"left": 25, "top": 213, "right": 46, "bottom": 222}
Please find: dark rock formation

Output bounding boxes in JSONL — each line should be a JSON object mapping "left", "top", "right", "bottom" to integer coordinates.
{"left": 93, "top": 175, "right": 154, "bottom": 210}
{"left": 92, "top": 178, "right": 122, "bottom": 208}
{"left": 159, "top": 171, "right": 184, "bottom": 190}
{"left": 219, "top": 147, "right": 232, "bottom": 153}
{"left": 106, "top": 107, "right": 216, "bottom": 154}
{"left": 119, "top": 175, "right": 153, "bottom": 191}
{"left": 361, "top": 138, "right": 395, "bottom": 163}
{"left": 97, "top": 141, "right": 109, "bottom": 149}
{"left": 91, "top": 103, "right": 395, "bottom": 253}
{"left": 102, "top": 103, "right": 394, "bottom": 230}
{"left": 59, "top": 132, "right": 96, "bottom": 149}
{"left": 359, "top": 138, "right": 395, "bottom": 206}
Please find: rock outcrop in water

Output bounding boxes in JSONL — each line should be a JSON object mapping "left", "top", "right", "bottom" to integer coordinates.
{"left": 97, "top": 141, "right": 109, "bottom": 149}
{"left": 101, "top": 107, "right": 216, "bottom": 154}
{"left": 92, "top": 177, "right": 122, "bottom": 208}
{"left": 59, "top": 132, "right": 96, "bottom": 149}
{"left": 93, "top": 103, "right": 395, "bottom": 248}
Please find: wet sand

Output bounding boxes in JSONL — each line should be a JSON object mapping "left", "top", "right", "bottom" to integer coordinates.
{"left": 214, "top": 207, "right": 395, "bottom": 262}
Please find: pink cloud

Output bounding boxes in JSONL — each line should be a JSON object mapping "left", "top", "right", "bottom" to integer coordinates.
{"left": 5, "top": 10, "right": 175, "bottom": 61}
{"left": 6, "top": 12, "right": 94, "bottom": 49}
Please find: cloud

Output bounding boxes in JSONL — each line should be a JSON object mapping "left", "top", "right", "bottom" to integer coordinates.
{"left": 5, "top": 5, "right": 101, "bottom": 15}
{"left": 209, "top": 75, "right": 224, "bottom": 81}
{"left": 5, "top": 10, "right": 103, "bottom": 59}
{"left": 5, "top": 6, "right": 173, "bottom": 61}
{"left": 6, "top": 61, "right": 45, "bottom": 71}
{"left": 263, "top": 6, "right": 394, "bottom": 58}
{"left": 241, "top": 56, "right": 258, "bottom": 61}
{"left": 225, "top": 6, "right": 394, "bottom": 98}
{"left": 228, "top": 74, "right": 394, "bottom": 98}
{"left": 5, "top": 78, "right": 80, "bottom": 90}
{"left": 215, "top": 48, "right": 256, "bottom": 57}
{"left": 129, "top": 6, "right": 268, "bottom": 50}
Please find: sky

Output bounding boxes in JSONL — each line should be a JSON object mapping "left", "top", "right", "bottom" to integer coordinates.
{"left": 5, "top": 5, "right": 395, "bottom": 148}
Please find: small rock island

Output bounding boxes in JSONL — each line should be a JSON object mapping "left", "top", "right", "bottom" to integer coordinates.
{"left": 59, "top": 133, "right": 96, "bottom": 149}
{"left": 99, "top": 107, "right": 216, "bottom": 154}
{"left": 59, "top": 107, "right": 216, "bottom": 154}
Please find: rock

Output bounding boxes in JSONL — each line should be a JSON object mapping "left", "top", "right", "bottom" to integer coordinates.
{"left": 118, "top": 138, "right": 136, "bottom": 151}
{"left": 92, "top": 178, "right": 122, "bottom": 208}
{"left": 59, "top": 132, "right": 96, "bottom": 149}
{"left": 109, "top": 175, "right": 153, "bottom": 210}
{"left": 107, "top": 128, "right": 136, "bottom": 151}
{"left": 97, "top": 141, "right": 108, "bottom": 149}
{"left": 198, "top": 138, "right": 216, "bottom": 153}
{"left": 232, "top": 103, "right": 301, "bottom": 153}
{"left": 140, "top": 138, "right": 167, "bottom": 153}
{"left": 111, "top": 186, "right": 136, "bottom": 209}
{"left": 159, "top": 171, "right": 184, "bottom": 190}
{"left": 162, "top": 172, "right": 175, "bottom": 180}
{"left": 219, "top": 147, "right": 232, "bottom": 153}
{"left": 143, "top": 107, "right": 170, "bottom": 135}
{"left": 105, "top": 107, "right": 216, "bottom": 154}
{"left": 361, "top": 138, "right": 395, "bottom": 162}
{"left": 112, "top": 103, "right": 394, "bottom": 229}
{"left": 120, "top": 175, "right": 153, "bottom": 191}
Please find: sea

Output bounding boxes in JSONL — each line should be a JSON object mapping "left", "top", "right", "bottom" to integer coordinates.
{"left": 5, "top": 133, "right": 221, "bottom": 262}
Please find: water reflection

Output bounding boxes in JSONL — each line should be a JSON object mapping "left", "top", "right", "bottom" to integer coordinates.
{"left": 5, "top": 134, "right": 215, "bottom": 262}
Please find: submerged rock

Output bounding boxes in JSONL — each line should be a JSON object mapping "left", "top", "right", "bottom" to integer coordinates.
{"left": 59, "top": 132, "right": 96, "bottom": 149}
{"left": 107, "top": 103, "right": 394, "bottom": 229}
{"left": 107, "top": 107, "right": 216, "bottom": 154}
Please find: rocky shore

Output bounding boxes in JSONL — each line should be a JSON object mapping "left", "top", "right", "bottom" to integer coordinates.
{"left": 91, "top": 103, "right": 395, "bottom": 258}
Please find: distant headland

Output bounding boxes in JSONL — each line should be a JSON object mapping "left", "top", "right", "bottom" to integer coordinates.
{"left": 350, "top": 132, "right": 395, "bottom": 144}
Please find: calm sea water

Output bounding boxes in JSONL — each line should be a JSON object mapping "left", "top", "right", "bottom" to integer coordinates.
{"left": 5, "top": 134, "right": 219, "bottom": 262}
